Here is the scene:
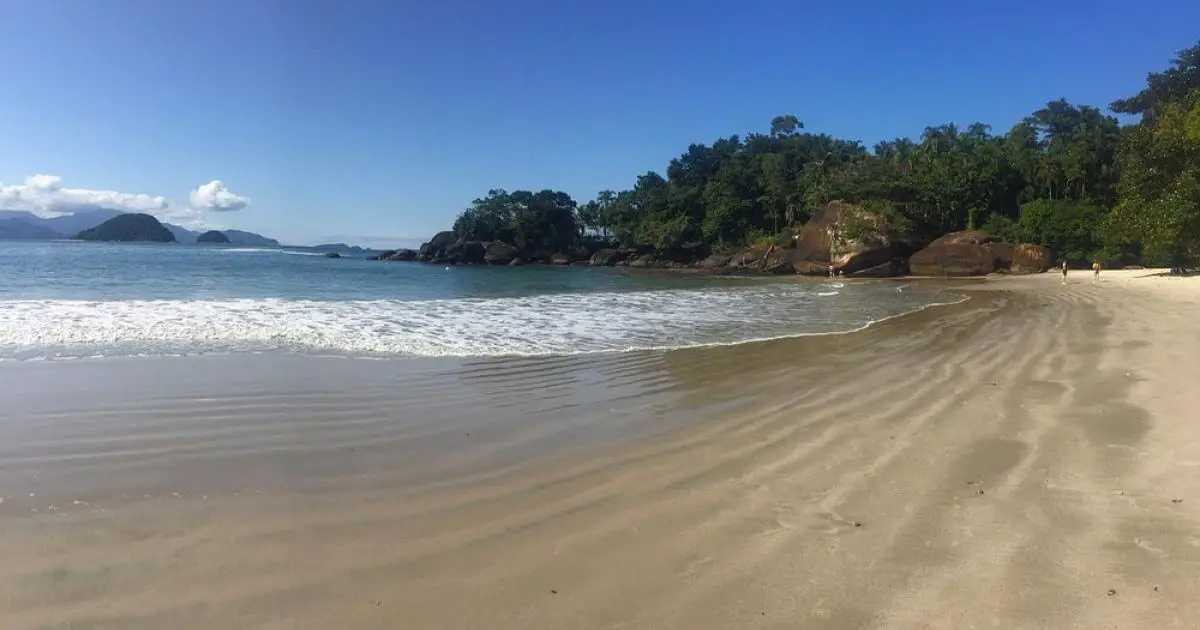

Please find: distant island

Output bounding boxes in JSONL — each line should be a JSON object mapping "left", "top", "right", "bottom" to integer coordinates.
{"left": 196, "top": 230, "right": 231, "bottom": 244}
{"left": 74, "top": 213, "right": 176, "bottom": 242}
{"left": 0, "top": 208, "right": 280, "bottom": 246}
{"left": 378, "top": 41, "right": 1199, "bottom": 274}
{"left": 312, "top": 243, "right": 376, "bottom": 255}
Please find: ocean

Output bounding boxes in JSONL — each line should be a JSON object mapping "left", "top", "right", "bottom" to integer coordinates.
{"left": 1, "top": 240, "right": 977, "bottom": 628}
{"left": 0, "top": 241, "right": 957, "bottom": 362}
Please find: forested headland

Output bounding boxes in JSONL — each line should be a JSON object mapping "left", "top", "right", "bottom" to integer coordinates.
{"left": 396, "top": 42, "right": 1199, "bottom": 273}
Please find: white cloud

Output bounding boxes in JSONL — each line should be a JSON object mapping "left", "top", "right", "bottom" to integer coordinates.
{"left": 0, "top": 175, "right": 250, "bottom": 223}
{"left": 189, "top": 180, "right": 249, "bottom": 213}
{"left": 1, "top": 174, "right": 171, "bottom": 217}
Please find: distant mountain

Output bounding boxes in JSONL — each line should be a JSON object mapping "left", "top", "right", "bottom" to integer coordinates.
{"left": 197, "top": 230, "right": 231, "bottom": 244}
{"left": 75, "top": 213, "right": 176, "bottom": 242}
{"left": 0, "top": 218, "right": 66, "bottom": 240}
{"left": 0, "top": 208, "right": 123, "bottom": 237}
{"left": 164, "top": 223, "right": 202, "bottom": 243}
{"left": 0, "top": 209, "right": 279, "bottom": 246}
{"left": 223, "top": 229, "right": 280, "bottom": 247}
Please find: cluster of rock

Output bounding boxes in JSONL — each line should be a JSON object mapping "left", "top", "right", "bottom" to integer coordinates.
{"left": 908, "top": 230, "right": 1049, "bottom": 276}
{"left": 369, "top": 232, "right": 525, "bottom": 266}
{"left": 368, "top": 201, "right": 1051, "bottom": 277}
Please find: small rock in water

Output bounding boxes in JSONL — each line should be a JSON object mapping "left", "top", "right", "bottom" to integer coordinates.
{"left": 550, "top": 590, "right": 558, "bottom": 595}
{"left": 1172, "top": 498, "right": 1184, "bottom": 504}
{"left": 853, "top": 521, "right": 863, "bottom": 528}
{"left": 1107, "top": 589, "right": 1117, "bottom": 596}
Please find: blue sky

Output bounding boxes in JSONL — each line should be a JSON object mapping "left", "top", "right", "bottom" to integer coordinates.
{"left": 1, "top": 0, "right": 1197, "bottom": 246}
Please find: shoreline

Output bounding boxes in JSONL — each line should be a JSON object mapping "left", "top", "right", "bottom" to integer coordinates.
{"left": 3, "top": 269, "right": 1199, "bottom": 629}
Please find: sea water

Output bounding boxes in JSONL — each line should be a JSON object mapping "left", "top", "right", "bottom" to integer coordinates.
{"left": 0, "top": 241, "right": 956, "bottom": 361}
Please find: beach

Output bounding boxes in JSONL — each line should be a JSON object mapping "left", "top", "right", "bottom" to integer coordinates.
{"left": 3, "top": 269, "right": 1199, "bottom": 629}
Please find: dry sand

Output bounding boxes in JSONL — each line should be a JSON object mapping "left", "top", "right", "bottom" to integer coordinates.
{"left": 3, "top": 269, "right": 1200, "bottom": 629}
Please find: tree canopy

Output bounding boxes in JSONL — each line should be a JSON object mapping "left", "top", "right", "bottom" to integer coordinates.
{"left": 444, "top": 40, "right": 1200, "bottom": 267}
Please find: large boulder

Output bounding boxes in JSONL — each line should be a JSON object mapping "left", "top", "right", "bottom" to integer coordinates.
{"left": 792, "top": 200, "right": 910, "bottom": 276}
{"left": 483, "top": 241, "right": 519, "bottom": 265}
{"left": 550, "top": 252, "right": 572, "bottom": 265}
{"left": 909, "top": 243, "right": 995, "bottom": 276}
{"left": 983, "top": 242, "right": 1015, "bottom": 270}
{"left": 728, "top": 247, "right": 764, "bottom": 268}
{"left": 388, "top": 248, "right": 418, "bottom": 261}
{"left": 698, "top": 253, "right": 733, "bottom": 269}
{"left": 929, "top": 229, "right": 1001, "bottom": 247}
{"left": 629, "top": 254, "right": 656, "bottom": 268}
{"left": 853, "top": 260, "right": 907, "bottom": 278}
{"left": 836, "top": 245, "right": 895, "bottom": 276}
{"left": 461, "top": 241, "right": 486, "bottom": 264}
{"left": 1010, "top": 243, "right": 1050, "bottom": 274}
{"left": 730, "top": 246, "right": 793, "bottom": 274}
{"left": 588, "top": 248, "right": 630, "bottom": 266}
{"left": 430, "top": 231, "right": 457, "bottom": 250}
{"left": 793, "top": 201, "right": 857, "bottom": 263}
{"left": 418, "top": 231, "right": 458, "bottom": 261}
{"left": 434, "top": 241, "right": 463, "bottom": 264}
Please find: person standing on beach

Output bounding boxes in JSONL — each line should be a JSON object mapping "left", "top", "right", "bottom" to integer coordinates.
{"left": 1061, "top": 260, "right": 1069, "bottom": 284}
{"left": 1093, "top": 260, "right": 1101, "bottom": 283}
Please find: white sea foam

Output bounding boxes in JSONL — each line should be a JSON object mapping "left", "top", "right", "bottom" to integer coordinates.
{"left": 0, "top": 285, "right": 960, "bottom": 361}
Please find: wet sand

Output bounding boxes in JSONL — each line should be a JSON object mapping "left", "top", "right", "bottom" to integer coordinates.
{"left": 3, "top": 269, "right": 1200, "bottom": 629}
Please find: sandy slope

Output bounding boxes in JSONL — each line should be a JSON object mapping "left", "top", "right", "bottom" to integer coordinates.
{"left": 3, "top": 270, "right": 1199, "bottom": 629}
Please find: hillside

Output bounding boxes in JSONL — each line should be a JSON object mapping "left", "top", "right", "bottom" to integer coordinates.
{"left": 0, "top": 218, "right": 65, "bottom": 240}
{"left": 196, "top": 230, "right": 231, "bottom": 243}
{"left": 74, "top": 213, "right": 176, "bottom": 242}
{"left": 223, "top": 229, "right": 280, "bottom": 247}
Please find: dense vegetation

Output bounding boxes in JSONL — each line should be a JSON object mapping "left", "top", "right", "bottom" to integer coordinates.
{"left": 450, "top": 42, "right": 1200, "bottom": 267}
{"left": 74, "top": 213, "right": 176, "bottom": 243}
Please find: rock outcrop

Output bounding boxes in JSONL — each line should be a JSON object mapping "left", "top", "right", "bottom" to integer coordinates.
{"left": 909, "top": 242, "right": 996, "bottom": 276}
{"left": 908, "top": 230, "right": 1024, "bottom": 276}
{"left": 698, "top": 253, "right": 732, "bottom": 270}
{"left": 728, "top": 246, "right": 794, "bottom": 274}
{"left": 483, "top": 241, "right": 519, "bottom": 265}
{"left": 388, "top": 249, "right": 418, "bottom": 261}
{"left": 418, "top": 231, "right": 458, "bottom": 261}
{"left": 791, "top": 201, "right": 911, "bottom": 277}
{"left": 74, "top": 213, "right": 176, "bottom": 243}
{"left": 983, "top": 242, "right": 1015, "bottom": 270}
{"left": 629, "top": 254, "right": 656, "bottom": 268}
{"left": 1010, "top": 244, "right": 1050, "bottom": 274}
{"left": 550, "top": 253, "right": 572, "bottom": 265}
{"left": 588, "top": 249, "right": 631, "bottom": 266}
{"left": 927, "top": 229, "right": 1000, "bottom": 247}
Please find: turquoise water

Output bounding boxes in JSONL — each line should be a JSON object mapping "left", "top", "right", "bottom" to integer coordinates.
{"left": 0, "top": 241, "right": 956, "bottom": 360}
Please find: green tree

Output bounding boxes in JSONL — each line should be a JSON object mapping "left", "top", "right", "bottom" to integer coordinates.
{"left": 1110, "top": 87, "right": 1200, "bottom": 265}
